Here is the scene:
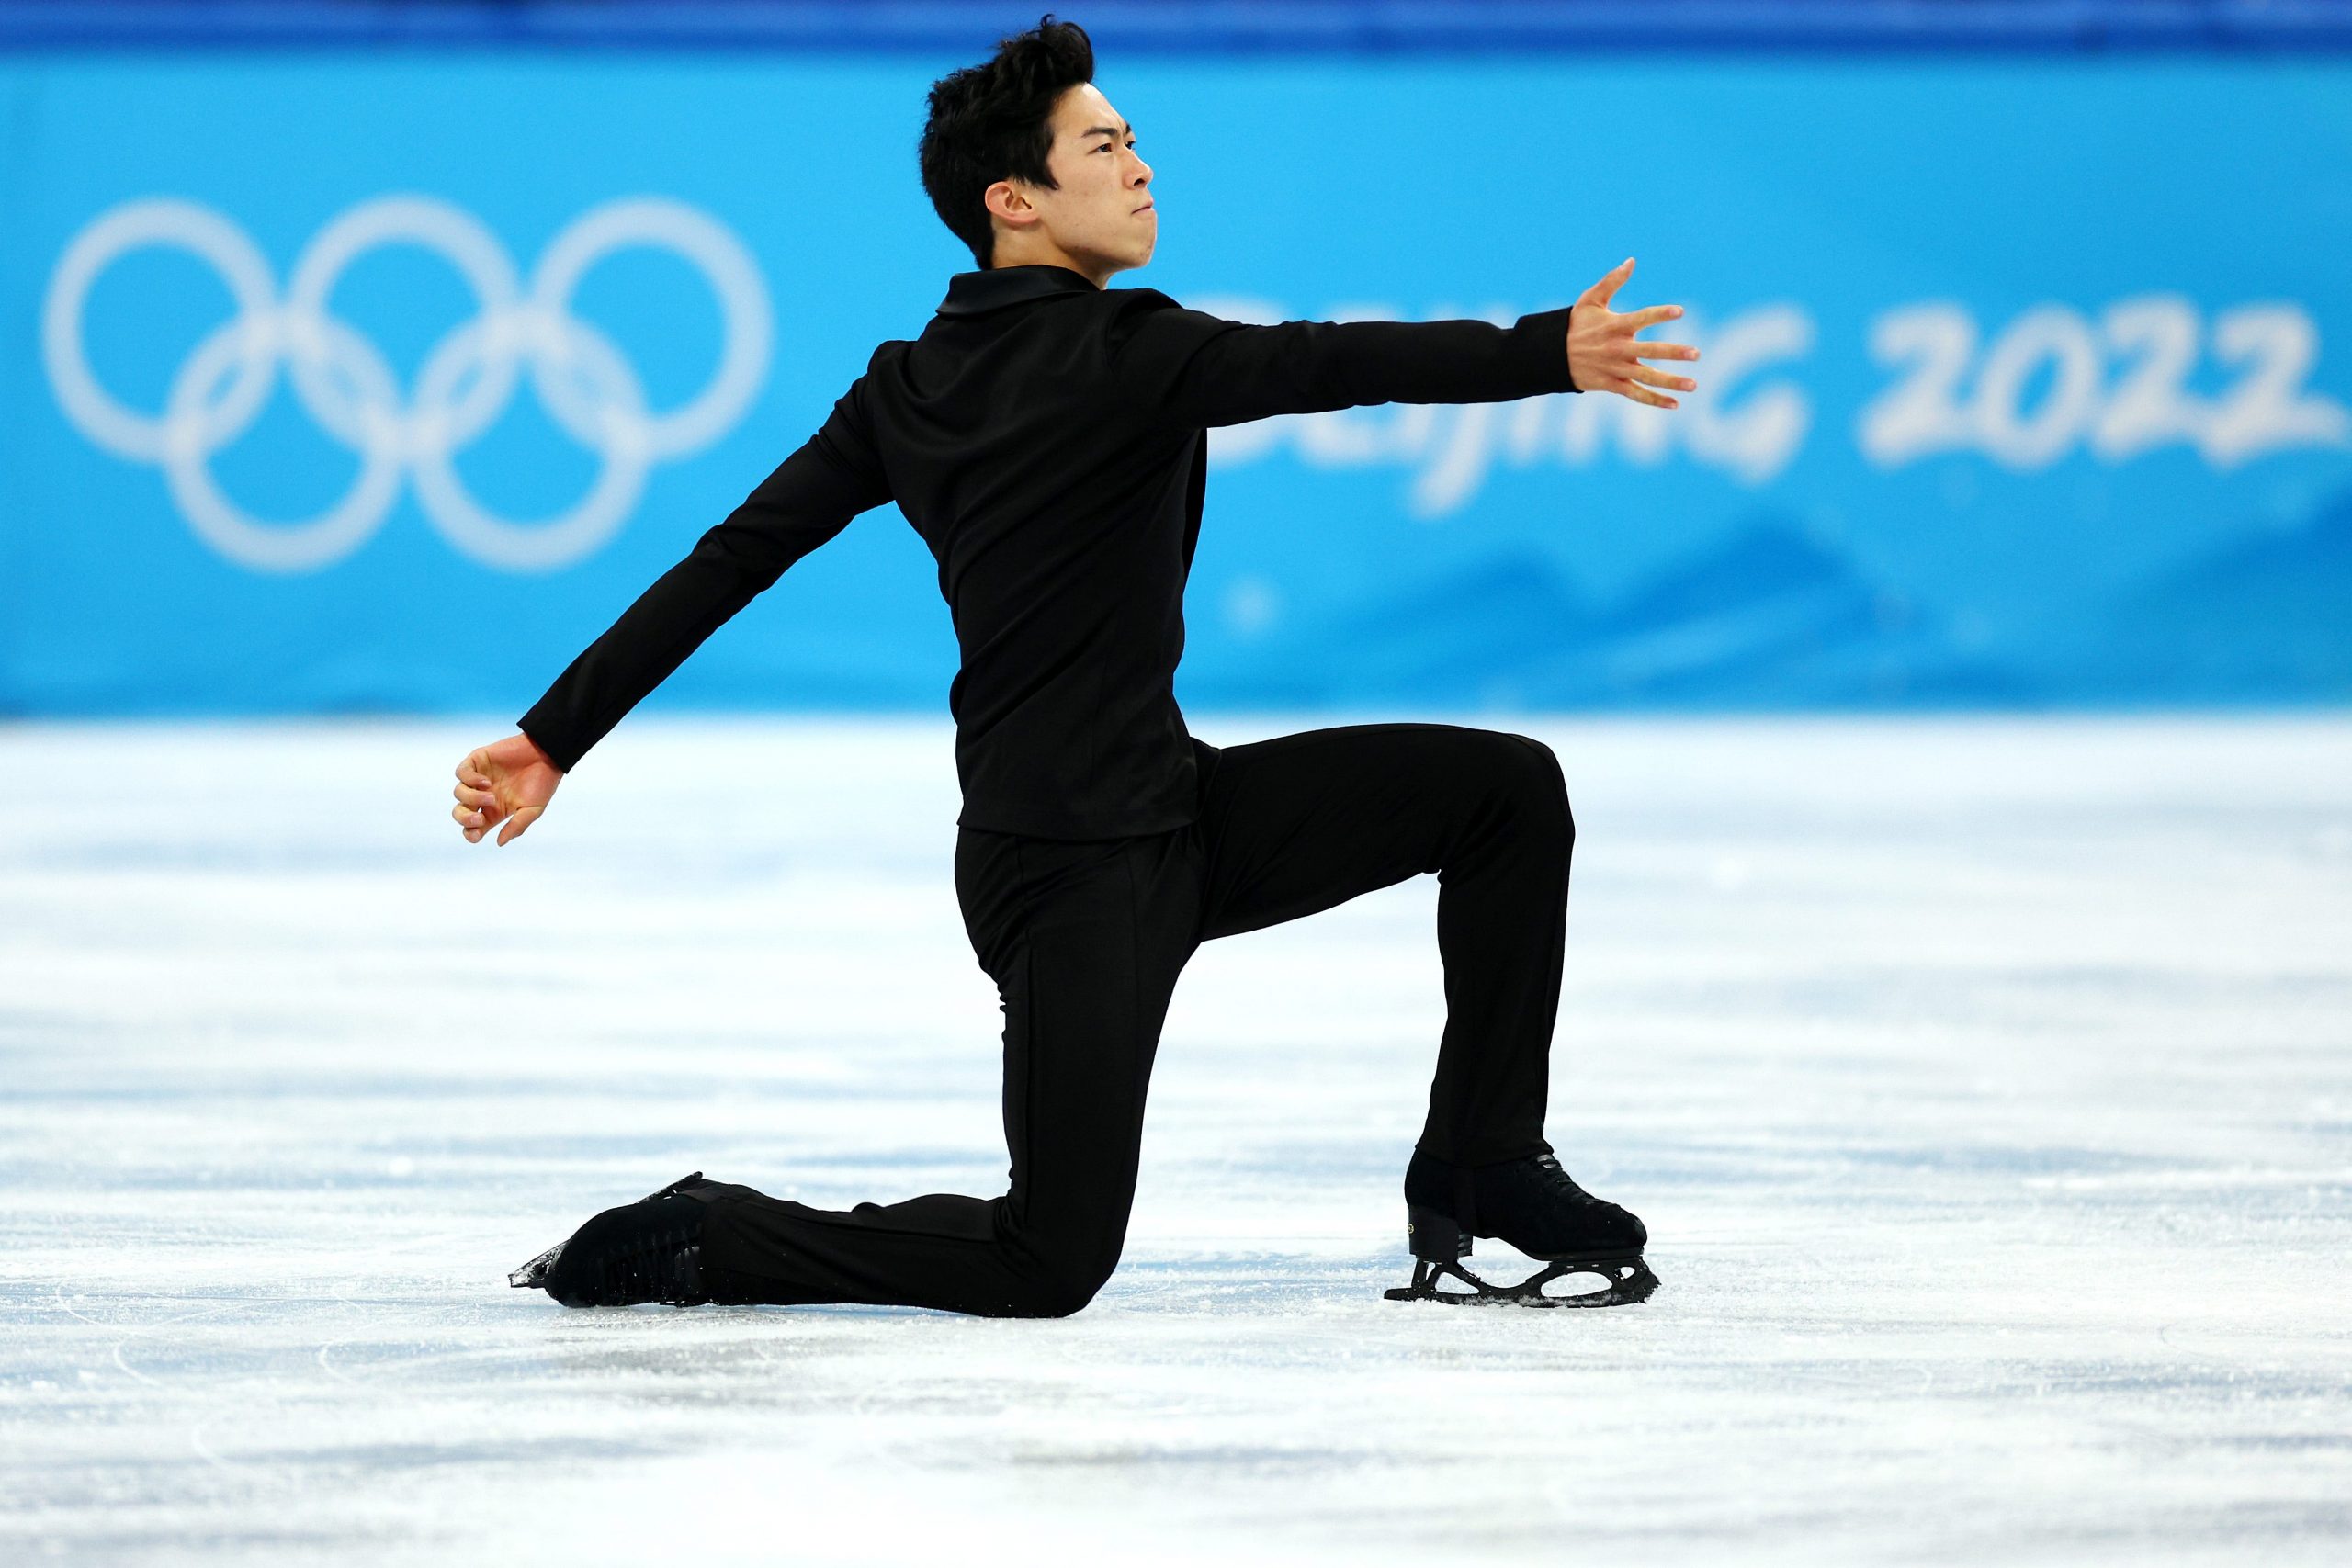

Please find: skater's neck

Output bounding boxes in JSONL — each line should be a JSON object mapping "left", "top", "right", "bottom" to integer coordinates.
{"left": 987, "top": 234, "right": 1118, "bottom": 289}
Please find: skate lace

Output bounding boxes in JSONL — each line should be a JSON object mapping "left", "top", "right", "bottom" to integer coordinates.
{"left": 1526, "top": 1153, "right": 1607, "bottom": 1209}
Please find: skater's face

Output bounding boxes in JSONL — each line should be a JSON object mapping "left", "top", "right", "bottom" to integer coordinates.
{"left": 985, "top": 82, "right": 1156, "bottom": 283}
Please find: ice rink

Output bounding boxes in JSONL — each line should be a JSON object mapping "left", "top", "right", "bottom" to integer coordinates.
{"left": 3, "top": 714, "right": 2347, "bottom": 1565}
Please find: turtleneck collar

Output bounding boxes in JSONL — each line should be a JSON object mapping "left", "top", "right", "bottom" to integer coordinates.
{"left": 935, "top": 264, "right": 1103, "bottom": 317}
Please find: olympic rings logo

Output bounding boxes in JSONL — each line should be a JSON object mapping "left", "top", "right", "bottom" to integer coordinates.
{"left": 40, "top": 194, "right": 773, "bottom": 573}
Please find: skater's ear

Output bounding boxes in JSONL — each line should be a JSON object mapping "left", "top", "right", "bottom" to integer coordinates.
{"left": 983, "top": 176, "right": 1046, "bottom": 247}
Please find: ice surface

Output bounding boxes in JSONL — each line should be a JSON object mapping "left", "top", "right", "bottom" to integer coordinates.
{"left": 2, "top": 714, "right": 2348, "bottom": 1565}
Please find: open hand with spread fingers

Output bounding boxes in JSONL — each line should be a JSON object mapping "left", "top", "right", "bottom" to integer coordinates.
{"left": 1567, "top": 257, "right": 1701, "bottom": 409}
{"left": 451, "top": 731, "right": 562, "bottom": 847}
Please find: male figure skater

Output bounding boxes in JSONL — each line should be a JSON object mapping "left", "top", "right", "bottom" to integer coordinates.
{"left": 456, "top": 16, "right": 1700, "bottom": 1314}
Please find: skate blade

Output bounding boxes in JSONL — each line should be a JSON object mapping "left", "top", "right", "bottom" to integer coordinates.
{"left": 1383, "top": 1255, "right": 1658, "bottom": 1308}
{"left": 508, "top": 1241, "right": 564, "bottom": 1290}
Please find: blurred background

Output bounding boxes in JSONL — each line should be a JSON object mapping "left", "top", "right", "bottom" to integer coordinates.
{"left": 7, "top": 0, "right": 2347, "bottom": 727}
{"left": 6, "top": 7, "right": 2351, "bottom": 1565}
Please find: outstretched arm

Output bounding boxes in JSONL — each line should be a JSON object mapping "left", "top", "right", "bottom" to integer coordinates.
{"left": 510, "top": 381, "right": 894, "bottom": 777}
{"left": 446, "top": 375, "right": 892, "bottom": 855}
{"left": 1116, "top": 256, "right": 1698, "bottom": 428}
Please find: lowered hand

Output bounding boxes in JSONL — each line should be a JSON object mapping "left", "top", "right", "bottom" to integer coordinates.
{"left": 452, "top": 731, "right": 561, "bottom": 846}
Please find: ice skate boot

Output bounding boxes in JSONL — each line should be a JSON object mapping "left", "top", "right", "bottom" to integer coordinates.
{"left": 509, "top": 1171, "right": 719, "bottom": 1307}
{"left": 1385, "top": 1148, "right": 1657, "bottom": 1308}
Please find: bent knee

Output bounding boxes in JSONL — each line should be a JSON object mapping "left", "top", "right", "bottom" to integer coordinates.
{"left": 1496, "top": 732, "right": 1574, "bottom": 841}
{"left": 1001, "top": 1255, "right": 1119, "bottom": 1319}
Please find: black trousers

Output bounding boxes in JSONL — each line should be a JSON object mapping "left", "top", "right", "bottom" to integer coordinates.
{"left": 695, "top": 721, "right": 1574, "bottom": 1317}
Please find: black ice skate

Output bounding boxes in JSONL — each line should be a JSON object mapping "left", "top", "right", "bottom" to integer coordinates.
{"left": 1385, "top": 1148, "right": 1658, "bottom": 1308}
{"left": 509, "top": 1171, "right": 718, "bottom": 1307}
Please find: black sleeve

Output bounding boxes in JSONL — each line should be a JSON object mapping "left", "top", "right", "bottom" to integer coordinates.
{"left": 1111, "top": 292, "right": 1582, "bottom": 429}
{"left": 514, "top": 378, "right": 893, "bottom": 773}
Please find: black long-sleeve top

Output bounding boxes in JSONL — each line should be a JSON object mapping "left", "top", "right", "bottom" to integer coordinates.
{"left": 516, "top": 263, "right": 1582, "bottom": 840}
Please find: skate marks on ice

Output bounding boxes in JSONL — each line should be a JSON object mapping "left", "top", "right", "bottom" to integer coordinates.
{"left": 2, "top": 716, "right": 2351, "bottom": 1564}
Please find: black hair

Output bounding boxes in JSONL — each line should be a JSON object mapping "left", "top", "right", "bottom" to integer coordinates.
{"left": 919, "top": 13, "right": 1096, "bottom": 270}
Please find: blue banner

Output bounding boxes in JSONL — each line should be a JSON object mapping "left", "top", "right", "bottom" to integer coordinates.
{"left": 5, "top": 51, "right": 2348, "bottom": 716}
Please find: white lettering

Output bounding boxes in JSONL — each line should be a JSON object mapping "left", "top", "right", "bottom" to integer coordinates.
{"left": 1860, "top": 297, "right": 2348, "bottom": 470}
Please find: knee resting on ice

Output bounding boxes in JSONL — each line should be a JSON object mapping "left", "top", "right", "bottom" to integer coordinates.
{"left": 999, "top": 1250, "right": 1121, "bottom": 1318}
